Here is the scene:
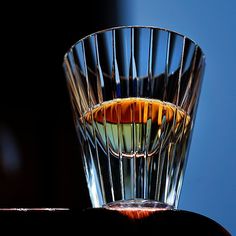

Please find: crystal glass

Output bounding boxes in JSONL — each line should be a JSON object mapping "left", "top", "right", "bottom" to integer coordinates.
{"left": 63, "top": 26, "right": 205, "bottom": 212}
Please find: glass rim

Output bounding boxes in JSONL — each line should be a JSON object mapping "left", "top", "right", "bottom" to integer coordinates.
{"left": 64, "top": 25, "right": 205, "bottom": 59}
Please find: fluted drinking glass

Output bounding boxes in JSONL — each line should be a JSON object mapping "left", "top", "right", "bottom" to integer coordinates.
{"left": 63, "top": 26, "right": 205, "bottom": 212}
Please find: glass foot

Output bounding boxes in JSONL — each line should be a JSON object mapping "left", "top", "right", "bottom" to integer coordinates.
{"left": 104, "top": 200, "right": 173, "bottom": 219}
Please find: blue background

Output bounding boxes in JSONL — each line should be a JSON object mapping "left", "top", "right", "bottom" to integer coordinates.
{"left": 120, "top": 0, "right": 236, "bottom": 234}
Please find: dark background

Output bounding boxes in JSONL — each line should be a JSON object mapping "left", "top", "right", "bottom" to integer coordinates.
{"left": 0, "top": 0, "right": 119, "bottom": 208}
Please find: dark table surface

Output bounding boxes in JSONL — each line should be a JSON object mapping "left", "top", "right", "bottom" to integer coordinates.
{"left": 0, "top": 208, "right": 231, "bottom": 235}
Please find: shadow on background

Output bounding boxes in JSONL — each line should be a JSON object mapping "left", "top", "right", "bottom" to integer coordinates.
{"left": 0, "top": 0, "right": 119, "bottom": 208}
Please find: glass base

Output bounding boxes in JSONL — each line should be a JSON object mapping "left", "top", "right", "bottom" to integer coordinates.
{"left": 104, "top": 200, "right": 174, "bottom": 219}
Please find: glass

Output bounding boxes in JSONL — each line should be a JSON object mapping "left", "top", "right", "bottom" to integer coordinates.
{"left": 63, "top": 26, "right": 205, "bottom": 213}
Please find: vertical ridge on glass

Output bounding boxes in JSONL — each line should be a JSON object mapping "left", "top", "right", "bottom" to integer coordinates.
{"left": 82, "top": 41, "right": 106, "bottom": 204}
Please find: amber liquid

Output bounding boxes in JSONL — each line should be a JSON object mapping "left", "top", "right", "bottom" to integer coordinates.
{"left": 82, "top": 98, "right": 190, "bottom": 158}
